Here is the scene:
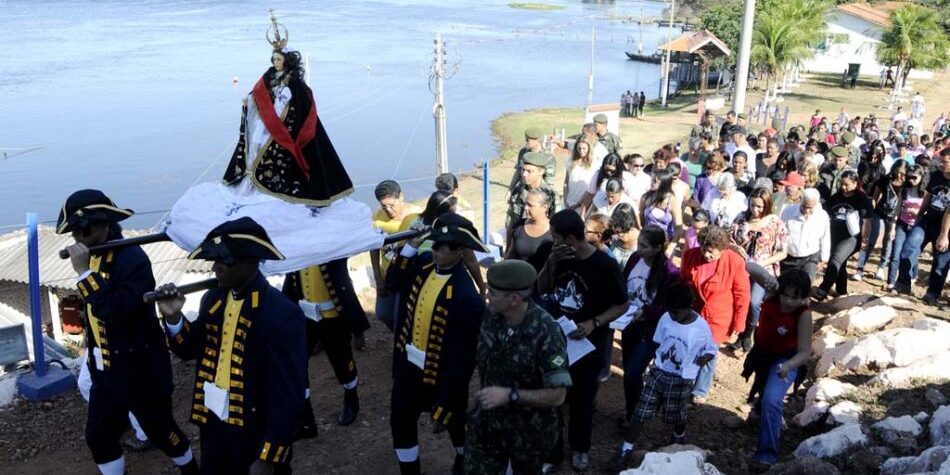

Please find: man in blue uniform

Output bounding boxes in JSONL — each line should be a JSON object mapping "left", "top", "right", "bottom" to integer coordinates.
{"left": 59, "top": 189, "right": 197, "bottom": 475}
{"left": 282, "top": 258, "right": 365, "bottom": 435}
{"left": 386, "top": 213, "right": 487, "bottom": 475}
{"left": 155, "top": 217, "right": 307, "bottom": 474}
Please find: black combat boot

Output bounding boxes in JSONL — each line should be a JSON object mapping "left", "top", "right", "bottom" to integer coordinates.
{"left": 294, "top": 397, "right": 319, "bottom": 440}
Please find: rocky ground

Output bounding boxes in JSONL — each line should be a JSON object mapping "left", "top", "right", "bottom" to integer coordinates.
{"left": 0, "top": 264, "right": 947, "bottom": 474}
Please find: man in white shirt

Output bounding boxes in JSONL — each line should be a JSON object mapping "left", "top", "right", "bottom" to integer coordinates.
{"left": 625, "top": 154, "right": 652, "bottom": 209}
{"left": 891, "top": 106, "right": 908, "bottom": 127}
{"left": 729, "top": 126, "right": 758, "bottom": 175}
{"left": 780, "top": 188, "right": 831, "bottom": 281}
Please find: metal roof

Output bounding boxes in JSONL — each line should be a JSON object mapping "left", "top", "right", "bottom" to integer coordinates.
{"left": 0, "top": 226, "right": 211, "bottom": 291}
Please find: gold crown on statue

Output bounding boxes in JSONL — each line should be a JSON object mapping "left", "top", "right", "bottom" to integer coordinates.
{"left": 266, "top": 9, "right": 289, "bottom": 51}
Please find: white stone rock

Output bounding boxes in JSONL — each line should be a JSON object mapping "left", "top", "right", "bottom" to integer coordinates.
{"left": 873, "top": 416, "right": 923, "bottom": 452}
{"left": 620, "top": 450, "right": 722, "bottom": 475}
{"left": 878, "top": 296, "right": 918, "bottom": 312}
{"left": 793, "top": 423, "right": 868, "bottom": 459}
{"left": 909, "top": 317, "right": 950, "bottom": 335}
{"left": 872, "top": 351, "right": 950, "bottom": 388}
{"left": 827, "top": 401, "right": 862, "bottom": 425}
{"left": 928, "top": 388, "right": 949, "bottom": 407}
{"left": 829, "top": 304, "right": 898, "bottom": 333}
{"left": 794, "top": 401, "right": 831, "bottom": 427}
{"left": 812, "top": 326, "right": 846, "bottom": 355}
{"left": 880, "top": 446, "right": 950, "bottom": 475}
{"left": 794, "top": 379, "right": 858, "bottom": 427}
{"left": 817, "top": 328, "right": 950, "bottom": 377}
{"left": 914, "top": 411, "right": 931, "bottom": 424}
{"left": 806, "top": 379, "right": 859, "bottom": 406}
{"left": 0, "top": 376, "right": 17, "bottom": 407}
{"left": 933, "top": 406, "right": 950, "bottom": 446}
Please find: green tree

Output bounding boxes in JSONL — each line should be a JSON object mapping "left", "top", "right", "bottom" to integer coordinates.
{"left": 751, "top": 0, "right": 830, "bottom": 98}
{"left": 699, "top": 0, "right": 743, "bottom": 66}
{"left": 877, "top": 3, "right": 950, "bottom": 92}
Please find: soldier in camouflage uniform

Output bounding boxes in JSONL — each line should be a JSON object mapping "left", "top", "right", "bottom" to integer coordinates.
{"left": 593, "top": 114, "right": 623, "bottom": 155}
{"left": 465, "top": 260, "right": 572, "bottom": 475}
{"left": 506, "top": 151, "right": 556, "bottom": 234}
{"left": 510, "top": 127, "right": 557, "bottom": 190}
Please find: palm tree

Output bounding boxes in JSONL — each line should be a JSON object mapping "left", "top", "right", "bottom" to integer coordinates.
{"left": 751, "top": 0, "right": 828, "bottom": 103}
{"left": 877, "top": 4, "right": 950, "bottom": 96}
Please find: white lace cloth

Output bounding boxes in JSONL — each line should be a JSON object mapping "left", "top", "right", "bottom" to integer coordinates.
{"left": 164, "top": 182, "right": 384, "bottom": 275}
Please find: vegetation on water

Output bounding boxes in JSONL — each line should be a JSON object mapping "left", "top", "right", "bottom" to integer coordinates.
{"left": 508, "top": 2, "right": 564, "bottom": 11}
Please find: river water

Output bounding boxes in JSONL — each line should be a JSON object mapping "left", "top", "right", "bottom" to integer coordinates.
{"left": 0, "top": 0, "right": 674, "bottom": 229}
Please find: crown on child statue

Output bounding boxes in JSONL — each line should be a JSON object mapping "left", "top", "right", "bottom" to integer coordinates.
{"left": 266, "top": 9, "right": 289, "bottom": 51}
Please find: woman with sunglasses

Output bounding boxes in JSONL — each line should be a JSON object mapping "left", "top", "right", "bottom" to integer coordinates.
{"left": 886, "top": 164, "right": 926, "bottom": 291}
{"left": 855, "top": 160, "right": 907, "bottom": 281}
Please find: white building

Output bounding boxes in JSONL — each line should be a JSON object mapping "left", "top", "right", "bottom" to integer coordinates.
{"left": 804, "top": 2, "right": 933, "bottom": 79}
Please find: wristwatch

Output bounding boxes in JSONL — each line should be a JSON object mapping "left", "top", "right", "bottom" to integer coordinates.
{"left": 508, "top": 387, "right": 520, "bottom": 405}
{"left": 592, "top": 318, "right": 602, "bottom": 329}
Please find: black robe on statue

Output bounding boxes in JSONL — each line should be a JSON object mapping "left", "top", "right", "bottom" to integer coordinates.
{"left": 224, "top": 67, "right": 354, "bottom": 207}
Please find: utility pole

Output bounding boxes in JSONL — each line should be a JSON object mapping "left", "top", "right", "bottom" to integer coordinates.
{"left": 638, "top": 9, "right": 643, "bottom": 54}
{"left": 660, "top": 0, "right": 676, "bottom": 107}
{"left": 433, "top": 33, "right": 448, "bottom": 175}
{"left": 733, "top": 0, "right": 756, "bottom": 114}
{"left": 588, "top": 26, "right": 595, "bottom": 107}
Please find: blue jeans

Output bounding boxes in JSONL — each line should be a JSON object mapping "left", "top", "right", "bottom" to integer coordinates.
{"left": 857, "top": 216, "right": 894, "bottom": 272}
{"left": 754, "top": 359, "right": 798, "bottom": 464}
{"left": 691, "top": 349, "right": 719, "bottom": 398}
{"left": 747, "top": 282, "right": 767, "bottom": 330}
{"left": 926, "top": 248, "right": 950, "bottom": 299}
{"left": 621, "top": 338, "right": 658, "bottom": 419}
{"left": 888, "top": 221, "right": 918, "bottom": 286}
{"left": 897, "top": 223, "right": 933, "bottom": 290}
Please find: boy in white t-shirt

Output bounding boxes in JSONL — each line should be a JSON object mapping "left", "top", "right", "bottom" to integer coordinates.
{"left": 613, "top": 284, "right": 716, "bottom": 471}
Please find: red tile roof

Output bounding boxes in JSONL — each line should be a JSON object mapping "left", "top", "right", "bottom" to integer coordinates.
{"left": 836, "top": 2, "right": 909, "bottom": 28}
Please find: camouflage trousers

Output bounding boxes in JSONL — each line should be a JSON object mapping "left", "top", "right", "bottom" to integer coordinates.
{"left": 463, "top": 411, "right": 557, "bottom": 475}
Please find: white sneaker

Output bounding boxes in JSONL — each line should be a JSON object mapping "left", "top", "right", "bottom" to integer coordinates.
{"left": 875, "top": 267, "right": 886, "bottom": 280}
{"left": 851, "top": 272, "right": 864, "bottom": 281}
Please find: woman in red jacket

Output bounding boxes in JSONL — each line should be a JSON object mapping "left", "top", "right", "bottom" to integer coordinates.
{"left": 680, "top": 225, "right": 751, "bottom": 402}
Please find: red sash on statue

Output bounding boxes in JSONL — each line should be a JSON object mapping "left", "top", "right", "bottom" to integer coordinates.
{"left": 252, "top": 78, "right": 319, "bottom": 179}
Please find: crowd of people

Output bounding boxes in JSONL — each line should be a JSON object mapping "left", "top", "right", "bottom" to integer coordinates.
{"left": 60, "top": 37, "right": 949, "bottom": 473}
{"left": 367, "top": 105, "right": 949, "bottom": 473}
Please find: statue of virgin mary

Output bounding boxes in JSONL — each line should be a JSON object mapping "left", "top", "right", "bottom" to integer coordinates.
{"left": 164, "top": 13, "right": 382, "bottom": 273}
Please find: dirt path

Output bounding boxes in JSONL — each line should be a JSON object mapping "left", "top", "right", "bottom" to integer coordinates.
{"left": 2, "top": 267, "right": 947, "bottom": 474}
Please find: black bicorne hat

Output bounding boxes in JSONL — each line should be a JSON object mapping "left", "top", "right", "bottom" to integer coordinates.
{"left": 426, "top": 213, "right": 490, "bottom": 253}
{"left": 188, "top": 217, "right": 285, "bottom": 261}
{"left": 55, "top": 189, "right": 134, "bottom": 234}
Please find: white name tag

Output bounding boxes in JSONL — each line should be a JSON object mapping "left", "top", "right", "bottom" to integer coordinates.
{"left": 203, "top": 381, "right": 229, "bottom": 421}
{"left": 406, "top": 343, "right": 426, "bottom": 370}
{"left": 92, "top": 347, "right": 104, "bottom": 371}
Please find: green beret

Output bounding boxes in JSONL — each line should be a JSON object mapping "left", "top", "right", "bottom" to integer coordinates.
{"left": 737, "top": 113, "right": 748, "bottom": 120}
{"left": 830, "top": 146, "right": 849, "bottom": 158}
{"left": 593, "top": 113, "right": 608, "bottom": 124}
{"left": 522, "top": 151, "right": 550, "bottom": 168}
{"left": 524, "top": 127, "right": 544, "bottom": 140}
{"left": 488, "top": 260, "right": 537, "bottom": 291}
{"left": 841, "top": 131, "right": 855, "bottom": 143}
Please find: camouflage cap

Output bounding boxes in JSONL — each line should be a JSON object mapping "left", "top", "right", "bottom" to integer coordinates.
{"left": 487, "top": 259, "right": 537, "bottom": 291}
{"left": 524, "top": 127, "right": 544, "bottom": 140}
{"left": 830, "top": 146, "right": 849, "bottom": 158}
{"left": 593, "top": 113, "right": 608, "bottom": 124}
{"left": 841, "top": 131, "right": 856, "bottom": 143}
{"left": 737, "top": 113, "right": 748, "bottom": 120}
{"left": 522, "top": 151, "right": 551, "bottom": 168}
